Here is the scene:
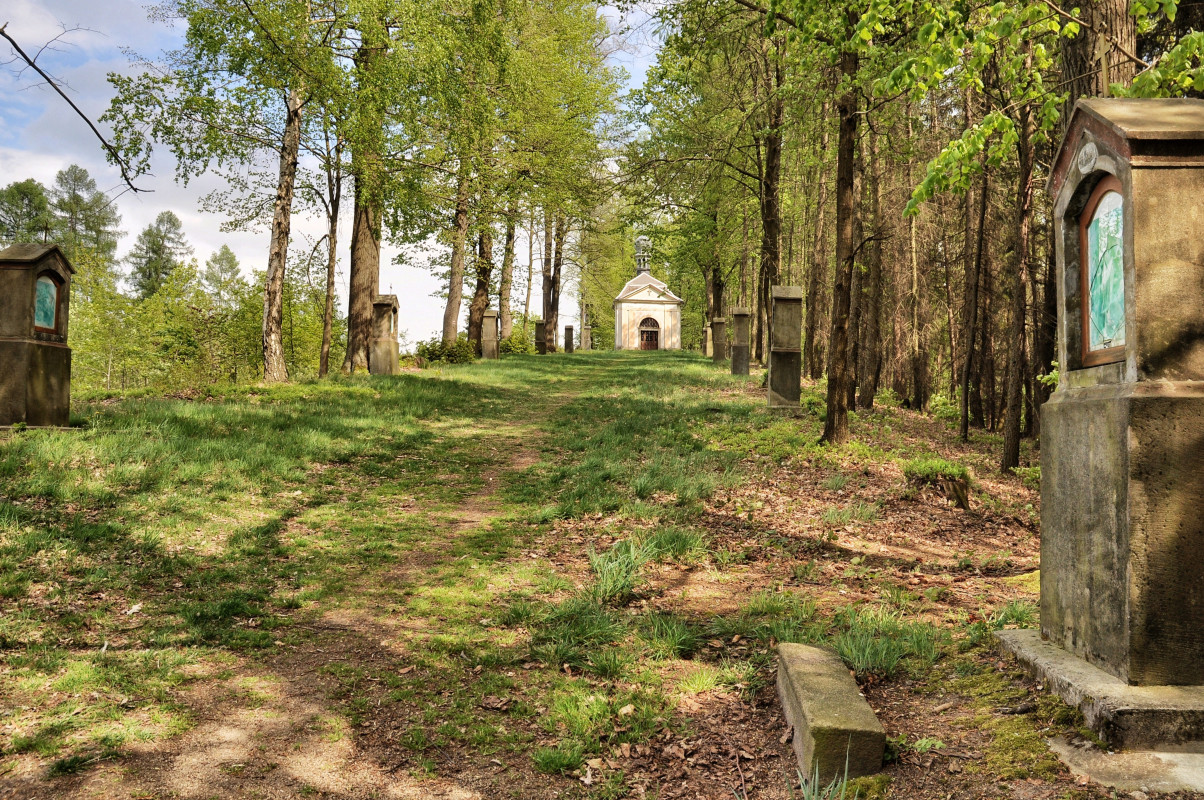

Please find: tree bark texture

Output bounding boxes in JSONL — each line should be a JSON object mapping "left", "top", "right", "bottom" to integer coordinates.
{"left": 821, "top": 40, "right": 859, "bottom": 445}
{"left": 857, "top": 131, "right": 883, "bottom": 410}
{"left": 1001, "top": 97, "right": 1036, "bottom": 471}
{"left": 441, "top": 166, "right": 471, "bottom": 346}
{"left": 499, "top": 203, "right": 517, "bottom": 339}
{"left": 805, "top": 101, "right": 830, "bottom": 380}
{"left": 319, "top": 133, "right": 342, "bottom": 379}
{"left": 468, "top": 230, "right": 493, "bottom": 355}
{"left": 263, "top": 86, "right": 303, "bottom": 383}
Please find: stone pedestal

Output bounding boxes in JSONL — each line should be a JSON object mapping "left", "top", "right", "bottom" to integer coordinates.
{"left": 711, "top": 317, "right": 726, "bottom": 363}
{"left": 768, "top": 287, "right": 802, "bottom": 408}
{"left": 731, "top": 307, "right": 750, "bottom": 376}
{"left": 702, "top": 324, "right": 710, "bottom": 357}
{"left": 482, "top": 309, "right": 499, "bottom": 359}
{"left": 369, "top": 295, "right": 399, "bottom": 375}
{"left": 0, "top": 244, "right": 74, "bottom": 427}
{"left": 535, "top": 321, "right": 547, "bottom": 355}
{"left": 1002, "top": 99, "right": 1204, "bottom": 764}
{"left": 582, "top": 325, "right": 592, "bottom": 351}
{"left": 564, "top": 325, "right": 574, "bottom": 353}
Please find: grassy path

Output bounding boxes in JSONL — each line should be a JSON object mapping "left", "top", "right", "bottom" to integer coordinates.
{"left": 0, "top": 353, "right": 1120, "bottom": 800}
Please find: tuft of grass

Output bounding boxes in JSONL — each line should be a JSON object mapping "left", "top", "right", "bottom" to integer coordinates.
{"left": 532, "top": 741, "right": 584, "bottom": 774}
{"left": 640, "top": 613, "right": 699, "bottom": 660}
{"left": 821, "top": 473, "right": 848, "bottom": 491}
{"left": 832, "top": 605, "right": 945, "bottom": 678}
{"left": 678, "top": 664, "right": 722, "bottom": 694}
{"left": 587, "top": 541, "right": 649, "bottom": 605}
{"left": 902, "top": 456, "right": 969, "bottom": 483}
{"left": 641, "top": 526, "right": 709, "bottom": 562}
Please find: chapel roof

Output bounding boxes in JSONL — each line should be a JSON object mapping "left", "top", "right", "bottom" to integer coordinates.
{"left": 614, "top": 272, "right": 684, "bottom": 305}
{"left": 0, "top": 242, "right": 75, "bottom": 272}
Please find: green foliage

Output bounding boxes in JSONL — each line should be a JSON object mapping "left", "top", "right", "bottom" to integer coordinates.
{"left": 499, "top": 327, "right": 536, "bottom": 355}
{"left": 902, "top": 456, "right": 970, "bottom": 484}
{"left": 415, "top": 336, "right": 476, "bottom": 365}
{"left": 832, "top": 605, "right": 945, "bottom": 679}
{"left": 587, "top": 541, "right": 649, "bottom": 605}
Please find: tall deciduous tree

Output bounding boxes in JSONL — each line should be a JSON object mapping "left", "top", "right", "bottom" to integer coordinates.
{"left": 127, "top": 211, "right": 192, "bottom": 299}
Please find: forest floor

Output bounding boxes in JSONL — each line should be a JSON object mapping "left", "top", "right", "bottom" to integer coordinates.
{"left": 0, "top": 351, "right": 1184, "bottom": 800}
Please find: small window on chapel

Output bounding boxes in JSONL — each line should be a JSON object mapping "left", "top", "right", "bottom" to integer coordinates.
{"left": 1080, "top": 176, "right": 1125, "bottom": 365}
{"left": 34, "top": 274, "right": 59, "bottom": 332}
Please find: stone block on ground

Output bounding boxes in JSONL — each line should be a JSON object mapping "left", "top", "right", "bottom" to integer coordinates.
{"left": 996, "top": 629, "right": 1204, "bottom": 749}
{"left": 776, "top": 643, "right": 885, "bottom": 784}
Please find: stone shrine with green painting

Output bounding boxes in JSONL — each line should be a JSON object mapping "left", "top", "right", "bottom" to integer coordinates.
{"left": 999, "top": 99, "right": 1204, "bottom": 752}
{"left": 0, "top": 243, "right": 75, "bottom": 427}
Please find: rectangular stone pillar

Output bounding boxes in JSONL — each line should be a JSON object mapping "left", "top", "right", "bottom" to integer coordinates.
{"left": 535, "top": 321, "right": 547, "bottom": 354}
{"left": 711, "top": 317, "right": 727, "bottom": 363}
{"left": 768, "top": 287, "right": 802, "bottom": 408}
{"left": 482, "top": 309, "right": 499, "bottom": 359}
{"left": 702, "top": 324, "right": 711, "bottom": 356}
{"left": 564, "top": 325, "right": 574, "bottom": 353}
{"left": 731, "top": 307, "right": 750, "bottom": 376}
{"left": 582, "top": 325, "right": 592, "bottom": 350}
{"left": 370, "top": 294, "right": 400, "bottom": 375}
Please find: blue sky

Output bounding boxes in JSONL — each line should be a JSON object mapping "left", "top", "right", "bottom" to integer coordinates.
{"left": 0, "top": 1, "right": 660, "bottom": 345}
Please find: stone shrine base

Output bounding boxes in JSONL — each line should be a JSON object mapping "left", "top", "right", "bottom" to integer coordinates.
{"left": 997, "top": 629, "right": 1204, "bottom": 792}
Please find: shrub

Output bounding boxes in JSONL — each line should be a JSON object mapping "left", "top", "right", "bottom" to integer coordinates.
{"left": 499, "top": 327, "right": 536, "bottom": 355}
{"left": 415, "top": 335, "right": 476, "bottom": 365}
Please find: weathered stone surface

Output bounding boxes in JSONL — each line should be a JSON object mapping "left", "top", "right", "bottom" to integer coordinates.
{"left": 776, "top": 643, "right": 885, "bottom": 783}
{"left": 731, "top": 307, "right": 750, "bottom": 376}
{"left": 564, "top": 325, "right": 574, "bottom": 354}
{"left": 369, "top": 295, "right": 400, "bottom": 375}
{"left": 1048, "top": 736, "right": 1204, "bottom": 793}
{"left": 582, "top": 325, "right": 592, "bottom": 350}
{"left": 482, "top": 309, "right": 499, "bottom": 360}
{"left": 769, "top": 287, "right": 802, "bottom": 408}
{"left": 535, "top": 321, "right": 547, "bottom": 355}
{"left": 711, "top": 318, "right": 726, "bottom": 363}
{"left": 998, "top": 630, "right": 1204, "bottom": 749}
{"left": 0, "top": 243, "right": 74, "bottom": 427}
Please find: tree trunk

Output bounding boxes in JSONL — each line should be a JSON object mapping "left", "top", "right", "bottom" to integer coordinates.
{"left": 758, "top": 65, "right": 784, "bottom": 349}
{"left": 1061, "top": 0, "right": 1138, "bottom": 116}
{"left": 262, "top": 86, "right": 303, "bottom": 383}
{"left": 961, "top": 167, "right": 988, "bottom": 440}
{"left": 1001, "top": 94, "right": 1036, "bottom": 471}
{"left": 319, "top": 132, "right": 342, "bottom": 379}
{"left": 441, "top": 166, "right": 471, "bottom": 346}
{"left": 524, "top": 208, "right": 534, "bottom": 331}
{"left": 499, "top": 203, "right": 517, "bottom": 339}
{"left": 821, "top": 37, "right": 859, "bottom": 445}
{"left": 543, "top": 214, "right": 567, "bottom": 352}
{"left": 857, "top": 130, "right": 883, "bottom": 410}
{"left": 468, "top": 229, "right": 493, "bottom": 355}
{"left": 342, "top": 173, "right": 380, "bottom": 373}
{"left": 805, "top": 101, "right": 830, "bottom": 380}
{"left": 541, "top": 208, "right": 554, "bottom": 350}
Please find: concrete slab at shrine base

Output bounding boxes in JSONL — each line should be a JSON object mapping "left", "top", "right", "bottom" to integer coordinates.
{"left": 996, "top": 630, "right": 1204, "bottom": 749}
{"left": 776, "top": 643, "right": 885, "bottom": 783}
{"left": 1049, "top": 737, "right": 1204, "bottom": 794}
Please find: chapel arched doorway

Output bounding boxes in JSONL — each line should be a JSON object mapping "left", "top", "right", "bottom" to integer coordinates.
{"left": 638, "top": 317, "right": 660, "bottom": 350}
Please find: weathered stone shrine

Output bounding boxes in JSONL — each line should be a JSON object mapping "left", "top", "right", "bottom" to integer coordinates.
{"left": 768, "top": 287, "right": 802, "bottom": 408}
{"left": 999, "top": 99, "right": 1204, "bottom": 760}
{"left": 482, "top": 309, "right": 499, "bottom": 360}
{"left": 369, "top": 295, "right": 400, "bottom": 375}
{"left": 0, "top": 243, "right": 74, "bottom": 427}
{"left": 535, "top": 321, "right": 547, "bottom": 355}
{"left": 614, "top": 236, "right": 683, "bottom": 350}
{"left": 731, "top": 308, "right": 750, "bottom": 376}
{"left": 564, "top": 325, "right": 574, "bottom": 354}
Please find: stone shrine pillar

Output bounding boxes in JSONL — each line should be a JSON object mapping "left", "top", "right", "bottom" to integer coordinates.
{"left": 998, "top": 99, "right": 1204, "bottom": 753}
{"left": 482, "top": 309, "right": 499, "bottom": 359}
{"left": 768, "top": 287, "right": 802, "bottom": 408}
{"left": 711, "top": 317, "right": 727, "bottom": 363}
{"left": 731, "top": 307, "right": 750, "bottom": 376}
{"left": 702, "top": 324, "right": 711, "bottom": 357}
{"left": 0, "top": 244, "right": 74, "bottom": 427}
{"left": 582, "top": 325, "right": 592, "bottom": 351}
{"left": 369, "top": 295, "right": 400, "bottom": 375}
{"left": 535, "top": 321, "right": 547, "bottom": 354}
{"left": 564, "top": 325, "right": 574, "bottom": 354}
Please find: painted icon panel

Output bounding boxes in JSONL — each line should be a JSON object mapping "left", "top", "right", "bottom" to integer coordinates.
{"left": 1086, "top": 191, "right": 1125, "bottom": 352}
{"left": 34, "top": 275, "right": 58, "bottom": 330}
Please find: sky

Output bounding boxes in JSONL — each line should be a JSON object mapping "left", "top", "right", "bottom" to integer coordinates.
{"left": 0, "top": 1, "right": 660, "bottom": 346}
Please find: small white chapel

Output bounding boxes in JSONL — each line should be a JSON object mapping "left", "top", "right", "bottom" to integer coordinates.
{"left": 613, "top": 236, "right": 684, "bottom": 350}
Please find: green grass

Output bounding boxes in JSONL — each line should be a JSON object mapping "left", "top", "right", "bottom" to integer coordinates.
{"left": 0, "top": 350, "right": 1045, "bottom": 793}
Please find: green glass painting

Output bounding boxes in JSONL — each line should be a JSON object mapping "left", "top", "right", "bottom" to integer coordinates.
{"left": 34, "top": 276, "right": 57, "bottom": 329}
{"left": 1086, "top": 191, "right": 1125, "bottom": 352}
